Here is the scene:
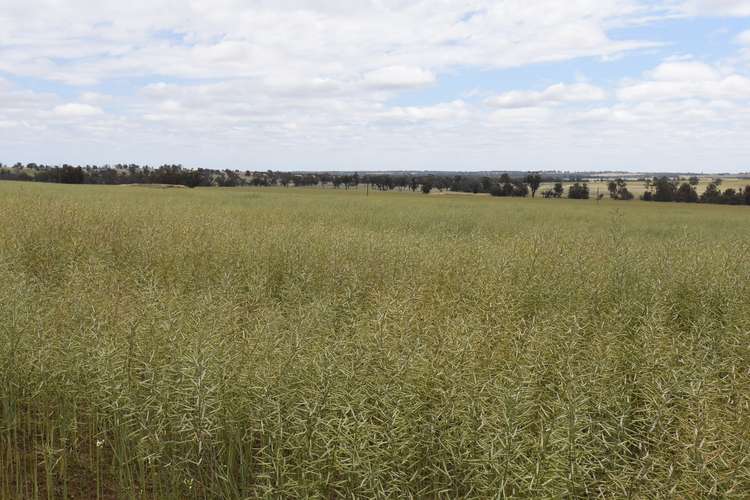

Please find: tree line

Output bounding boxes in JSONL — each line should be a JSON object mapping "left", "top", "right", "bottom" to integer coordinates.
{"left": 0, "top": 163, "right": 572, "bottom": 195}
{"left": 0, "top": 163, "right": 574, "bottom": 194}
{"left": 1, "top": 163, "right": 748, "bottom": 206}
{"left": 640, "top": 176, "right": 750, "bottom": 205}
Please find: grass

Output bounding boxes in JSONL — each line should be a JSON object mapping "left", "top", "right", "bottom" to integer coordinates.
{"left": 1, "top": 181, "right": 749, "bottom": 498}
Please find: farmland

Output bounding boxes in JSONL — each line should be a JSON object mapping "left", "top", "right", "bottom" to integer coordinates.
{"left": 1, "top": 181, "right": 749, "bottom": 498}
{"left": 539, "top": 177, "right": 750, "bottom": 199}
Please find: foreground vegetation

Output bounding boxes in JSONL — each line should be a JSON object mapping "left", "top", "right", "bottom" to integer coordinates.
{"left": 1, "top": 182, "right": 749, "bottom": 498}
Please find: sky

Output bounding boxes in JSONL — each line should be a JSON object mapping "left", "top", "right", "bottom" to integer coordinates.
{"left": 1, "top": 0, "right": 750, "bottom": 173}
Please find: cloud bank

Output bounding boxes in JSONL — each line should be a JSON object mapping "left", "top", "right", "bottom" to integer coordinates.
{"left": 0, "top": 0, "right": 749, "bottom": 171}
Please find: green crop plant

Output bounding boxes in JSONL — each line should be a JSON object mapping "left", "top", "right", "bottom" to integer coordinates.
{"left": 1, "top": 181, "right": 749, "bottom": 498}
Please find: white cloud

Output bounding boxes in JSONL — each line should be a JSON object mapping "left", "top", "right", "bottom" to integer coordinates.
{"left": 53, "top": 103, "right": 104, "bottom": 117}
{"left": 376, "top": 100, "right": 468, "bottom": 123}
{"left": 79, "top": 92, "right": 113, "bottom": 105}
{"left": 158, "top": 100, "right": 183, "bottom": 113}
{"left": 1, "top": 1, "right": 749, "bottom": 172}
{"left": 488, "top": 106, "right": 554, "bottom": 125}
{"left": 617, "top": 60, "right": 750, "bottom": 101}
{"left": 647, "top": 61, "right": 721, "bottom": 80}
{"left": 362, "top": 66, "right": 436, "bottom": 90}
{"left": 677, "top": 0, "right": 750, "bottom": 16}
{"left": 0, "top": 78, "right": 53, "bottom": 108}
{"left": 486, "top": 83, "right": 607, "bottom": 108}
{"left": 0, "top": 1, "right": 657, "bottom": 86}
{"left": 736, "top": 29, "right": 750, "bottom": 44}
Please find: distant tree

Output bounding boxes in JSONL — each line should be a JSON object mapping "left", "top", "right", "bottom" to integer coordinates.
{"left": 744, "top": 186, "right": 750, "bottom": 205}
{"left": 319, "top": 172, "right": 333, "bottom": 187}
{"left": 480, "top": 176, "right": 493, "bottom": 193}
{"left": 652, "top": 177, "right": 676, "bottom": 202}
{"left": 619, "top": 187, "right": 634, "bottom": 200}
{"left": 512, "top": 182, "right": 529, "bottom": 197}
{"left": 60, "top": 165, "right": 84, "bottom": 184}
{"left": 674, "top": 182, "right": 698, "bottom": 203}
{"left": 607, "top": 180, "right": 618, "bottom": 198}
{"left": 251, "top": 175, "right": 269, "bottom": 187}
{"left": 542, "top": 182, "right": 564, "bottom": 198}
{"left": 607, "top": 178, "right": 633, "bottom": 200}
{"left": 525, "top": 174, "right": 542, "bottom": 197}
{"left": 490, "top": 183, "right": 508, "bottom": 197}
{"left": 721, "top": 188, "right": 742, "bottom": 205}
{"left": 568, "top": 182, "right": 589, "bottom": 199}
{"left": 713, "top": 178, "right": 723, "bottom": 187}
{"left": 700, "top": 183, "right": 722, "bottom": 204}
{"left": 436, "top": 176, "right": 451, "bottom": 192}
{"left": 491, "top": 179, "right": 528, "bottom": 197}
{"left": 217, "top": 169, "right": 243, "bottom": 187}
{"left": 421, "top": 179, "right": 433, "bottom": 194}
{"left": 688, "top": 176, "right": 700, "bottom": 186}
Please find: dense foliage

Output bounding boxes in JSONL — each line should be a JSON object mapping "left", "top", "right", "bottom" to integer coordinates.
{"left": 641, "top": 176, "right": 750, "bottom": 205}
{"left": 567, "top": 182, "right": 590, "bottom": 199}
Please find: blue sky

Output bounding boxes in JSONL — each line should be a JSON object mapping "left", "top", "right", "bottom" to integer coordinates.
{"left": 1, "top": 0, "right": 749, "bottom": 172}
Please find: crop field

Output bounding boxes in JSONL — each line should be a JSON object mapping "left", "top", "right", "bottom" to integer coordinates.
{"left": 1, "top": 181, "right": 749, "bottom": 498}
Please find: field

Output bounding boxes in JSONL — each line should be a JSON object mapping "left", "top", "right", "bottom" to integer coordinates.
{"left": 1, "top": 181, "right": 749, "bottom": 498}
{"left": 537, "top": 178, "right": 750, "bottom": 198}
